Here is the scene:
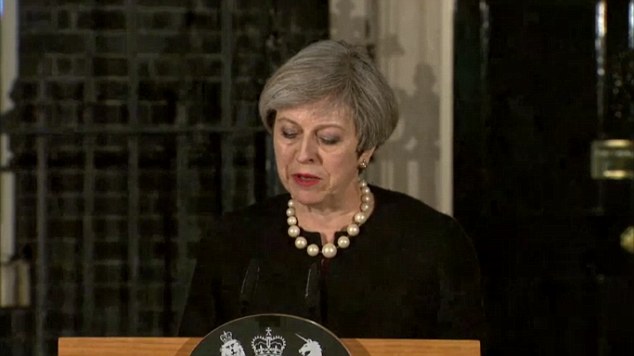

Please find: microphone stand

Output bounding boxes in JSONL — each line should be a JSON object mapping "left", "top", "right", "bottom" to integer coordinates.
{"left": 239, "top": 259, "right": 260, "bottom": 316}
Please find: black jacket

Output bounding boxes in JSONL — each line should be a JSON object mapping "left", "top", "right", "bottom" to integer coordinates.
{"left": 179, "top": 185, "right": 486, "bottom": 342}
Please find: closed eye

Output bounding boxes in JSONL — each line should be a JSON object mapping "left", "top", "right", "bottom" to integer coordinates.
{"left": 319, "top": 136, "right": 340, "bottom": 145}
{"left": 281, "top": 129, "right": 298, "bottom": 139}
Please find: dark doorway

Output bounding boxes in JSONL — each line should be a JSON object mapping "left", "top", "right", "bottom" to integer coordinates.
{"left": 454, "top": 1, "right": 634, "bottom": 355}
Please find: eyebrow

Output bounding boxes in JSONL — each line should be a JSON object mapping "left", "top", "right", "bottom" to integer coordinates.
{"left": 275, "top": 117, "right": 346, "bottom": 131}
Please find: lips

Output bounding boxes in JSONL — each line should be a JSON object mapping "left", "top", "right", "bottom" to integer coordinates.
{"left": 292, "top": 173, "right": 320, "bottom": 187}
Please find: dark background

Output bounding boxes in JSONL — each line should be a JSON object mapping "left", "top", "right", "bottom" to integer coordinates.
{"left": 0, "top": 0, "right": 633, "bottom": 355}
{"left": 454, "top": 0, "right": 634, "bottom": 355}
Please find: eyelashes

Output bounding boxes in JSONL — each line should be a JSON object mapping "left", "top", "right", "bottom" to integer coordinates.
{"left": 281, "top": 129, "right": 298, "bottom": 139}
{"left": 319, "top": 136, "right": 340, "bottom": 145}
{"left": 280, "top": 128, "right": 340, "bottom": 146}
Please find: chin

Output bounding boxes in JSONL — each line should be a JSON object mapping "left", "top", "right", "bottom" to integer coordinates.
{"left": 289, "top": 190, "right": 324, "bottom": 206}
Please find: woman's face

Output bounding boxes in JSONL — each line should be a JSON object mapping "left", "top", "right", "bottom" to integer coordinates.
{"left": 273, "top": 101, "right": 374, "bottom": 210}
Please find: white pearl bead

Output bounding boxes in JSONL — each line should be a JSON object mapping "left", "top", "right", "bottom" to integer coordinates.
{"left": 288, "top": 225, "right": 300, "bottom": 237}
{"left": 354, "top": 212, "right": 367, "bottom": 224}
{"left": 286, "top": 181, "right": 372, "bottom": 258}
{"left": 347, "top": 223, "right": 360, "bottom": 236}
{"left": 322, "top": 243, "right": 337, "bottom": 258}
{"left": 307, "top": 244, "right": 320, "bottom": 256}
{"left": 295, "top": 236, "right": 307, "bottom": 249}
{"left": 337, "top": 235, "right": 350, "bottom": 249}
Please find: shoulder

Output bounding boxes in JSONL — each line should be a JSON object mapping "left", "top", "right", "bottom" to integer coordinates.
{"left": 371, "top": 185, "right": 457, "bottom": 229}
{"left": 198, "top": 193, "right": 290, "bottom": 246}
{"left": 370, "top": 185, "right": 471, "bottom": 250}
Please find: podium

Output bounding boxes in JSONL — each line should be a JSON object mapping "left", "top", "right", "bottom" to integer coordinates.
{"left": 58, "top": 337, "right": 480, "bottom": 355}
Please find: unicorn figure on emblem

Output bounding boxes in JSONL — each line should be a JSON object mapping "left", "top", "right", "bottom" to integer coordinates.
{"left": 296, "top": 334, "right": 323, "bottom": 356}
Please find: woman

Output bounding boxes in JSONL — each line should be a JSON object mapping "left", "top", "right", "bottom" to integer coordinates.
{"left": 179, "top": 40, "right": 486, "bottom": 342}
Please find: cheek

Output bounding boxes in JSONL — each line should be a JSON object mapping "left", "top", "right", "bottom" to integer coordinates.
{"left": 325, "top": 153, "right": 356, "bottom": 174}
{"left": 273, "top": 142, "right": 290, "bottom": 171}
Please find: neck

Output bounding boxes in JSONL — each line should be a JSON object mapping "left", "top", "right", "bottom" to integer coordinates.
{"left": 294, "top": 183, "right": 363, "bottom": 242}
{"left": 286, "top": 179, "right": 374, "bottom": 258}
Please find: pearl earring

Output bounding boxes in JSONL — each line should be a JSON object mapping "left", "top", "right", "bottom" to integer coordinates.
{"left": 359, "top": 160, "right": 368, "bottom": 169}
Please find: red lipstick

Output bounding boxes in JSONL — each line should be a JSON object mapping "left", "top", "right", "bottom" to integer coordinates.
{"left": 292, "top": 173, "right": 320, "bottom": 187}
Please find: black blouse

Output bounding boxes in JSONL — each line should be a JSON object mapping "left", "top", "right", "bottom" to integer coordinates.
{"left": 179, "top": 185, "right": 486, "bottom": 342}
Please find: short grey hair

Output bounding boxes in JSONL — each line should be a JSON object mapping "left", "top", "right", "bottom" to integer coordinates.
{"left": 258, "top": 40, "right": 399, "bottom": 152}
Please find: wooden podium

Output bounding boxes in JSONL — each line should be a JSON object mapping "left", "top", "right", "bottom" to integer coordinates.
{"left": 58, "top": 337, "right": 480, "bottom": 355}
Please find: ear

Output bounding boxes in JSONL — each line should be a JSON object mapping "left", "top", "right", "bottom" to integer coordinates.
{"left": 358, "top": 146, "right": 376, "bottom": 166}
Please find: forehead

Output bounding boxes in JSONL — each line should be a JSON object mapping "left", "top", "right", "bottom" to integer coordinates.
{"left": 276, "top": 100, "right": 353, "bottom": 127}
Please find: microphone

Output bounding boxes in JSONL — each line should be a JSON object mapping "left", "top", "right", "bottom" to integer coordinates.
{"left": 304, "top": 262, "right": 321, "bottom": 321}
{"left": 239, "top": 259, "right": 260, "bottom": 315}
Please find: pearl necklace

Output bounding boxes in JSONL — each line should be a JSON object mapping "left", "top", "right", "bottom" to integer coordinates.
{"left": 286, "top": 180, "right": 374, "bottom": 258}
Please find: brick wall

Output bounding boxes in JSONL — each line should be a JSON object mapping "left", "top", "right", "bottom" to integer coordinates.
{"left": 2, "top": 1, "right": 327, "bottom": 354}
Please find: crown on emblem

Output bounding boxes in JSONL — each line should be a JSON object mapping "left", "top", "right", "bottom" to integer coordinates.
{"left": 251, "top": 327, "right": 286, "bottom": 356}
{"left": 219, "top": 331, "right": 234, "bottom": 344}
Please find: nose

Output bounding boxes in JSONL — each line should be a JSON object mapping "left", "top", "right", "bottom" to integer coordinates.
{"left": 296, "top": 135, "right": 318, "bottom": 163}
